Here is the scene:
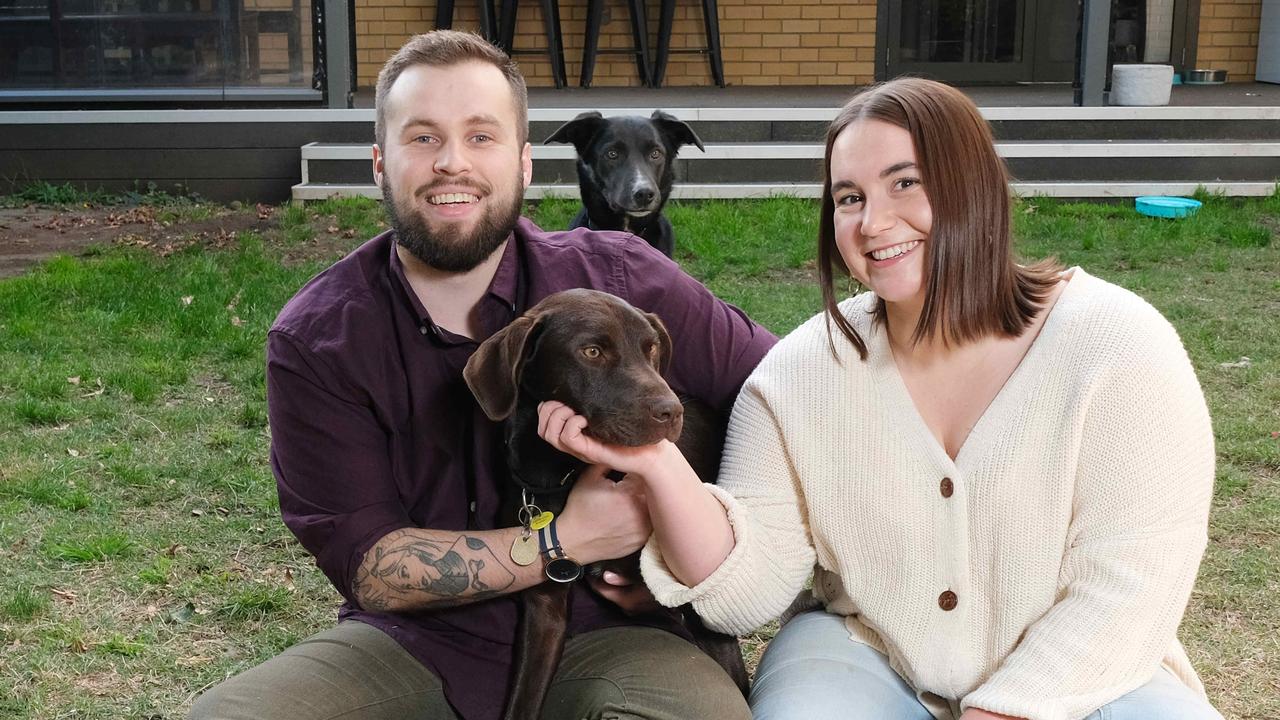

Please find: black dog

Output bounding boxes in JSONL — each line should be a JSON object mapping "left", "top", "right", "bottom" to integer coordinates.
{"left": 545, "top": 110, "right": 704, "bottom": 258}
{"left": 463, "top": 289, "right": 748, "bottom": 720}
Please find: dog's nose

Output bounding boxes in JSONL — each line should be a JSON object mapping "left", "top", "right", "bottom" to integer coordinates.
{"left": 634, "top": 187, "right": 656, "bottom": 206}
{"left": 648, "top": 397, "right": 680, "bottom": 425}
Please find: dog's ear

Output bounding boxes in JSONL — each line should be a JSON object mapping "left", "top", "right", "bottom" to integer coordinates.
{"left": 651, "top": 110, "right": 705, "bottom": 152}
{"left": 463, "top": 314, "right": 544, "bottom": 421}
{"left": 644, "top": 312, "right": 674, "bottom": 375}
{"left": 544, "top": 111, "right": 606, "bottom": 154}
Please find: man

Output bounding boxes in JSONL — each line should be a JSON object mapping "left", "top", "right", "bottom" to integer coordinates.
{"left": 190, "top": 30, "right": 774, "bottom": 720}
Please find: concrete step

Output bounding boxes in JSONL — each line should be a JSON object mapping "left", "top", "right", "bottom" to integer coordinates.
{"left": 298, "top": 140, "right": 1280, "bottom": 191}
{"left": 291, "top": 181, "right": 1279, "bottom": 203}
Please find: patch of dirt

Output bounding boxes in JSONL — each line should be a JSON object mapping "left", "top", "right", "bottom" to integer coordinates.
{"left": 0, "top": 203, "right": 276, "bottom": 279}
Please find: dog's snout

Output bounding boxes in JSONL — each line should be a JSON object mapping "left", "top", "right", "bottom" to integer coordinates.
{"left": 633, "top": 187, "right": 656, "bottom": 206}
{"left": 649, "top": 396, "right": 681, "bottom": 425}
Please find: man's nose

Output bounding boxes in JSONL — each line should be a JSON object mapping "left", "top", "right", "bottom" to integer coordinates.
{"left": 433, "top": 140, "right": 472, "bottom": 175}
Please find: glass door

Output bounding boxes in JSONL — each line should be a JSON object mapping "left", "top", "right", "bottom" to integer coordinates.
{"left": 886, "top": 0, "right": 1033, "bottom": 83}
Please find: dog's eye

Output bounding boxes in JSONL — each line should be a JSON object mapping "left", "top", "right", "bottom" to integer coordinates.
{"left": 648, "top": 149, "right": 662, "bottom": 160}
{"left": 581, "top": 346, "right": 602, "bottom": 359}
{"left": 605, "top": 149, "right": 620, "bottom": 160}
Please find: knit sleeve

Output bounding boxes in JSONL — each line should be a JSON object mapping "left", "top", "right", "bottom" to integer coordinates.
{"left": 962, "top": 312, "right": 1214, "bottom": 720}
{"left": 640, "top": 374, "right": 818, "bottom": 635}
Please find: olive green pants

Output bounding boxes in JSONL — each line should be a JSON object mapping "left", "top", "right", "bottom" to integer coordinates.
{"left": 189, "top": 620, "right": 750, "bottom": 720}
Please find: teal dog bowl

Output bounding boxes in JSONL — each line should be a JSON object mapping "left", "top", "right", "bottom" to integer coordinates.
{"left": 1135, "top": 196, "right": 1202, "bottom": 219}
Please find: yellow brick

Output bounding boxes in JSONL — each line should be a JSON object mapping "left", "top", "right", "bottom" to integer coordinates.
{"left": 724, "top": 6, "right": 763, "bottom": 19}
{"left": 742, "top": 19, "right": 778, "bottom": 32}
{"left": 383, "top": 6, "right": 420, "bottom": 20}
{"left": 799, "top": 61, "right": 838, "bottom": 75}
{"left": 741, "top": 48, "right": 782, "bottom": 61}
{"left": 837, "top": 61, "right": 863, "bottom": 75}
{"left": 1196, "top": 46, "right": 1231, "bottom": 61}
{"left": 1214, "top": 32, "right": 1250, "bottom": 45}
{"left": 800, "top": 33, "right": 841, "bottom": 47}
{"left": 1230, "top": 46, "right": 1259, "bottom": 60}
{"left": 854, "top": 47, "right": 876, "bottom": 61}
{"left": 739, "top": 75, "right": 781, "bottom": 85}
{"left": 782, "top": 19, "right": 822, "bottom": 32}
{"left": 780, "top": 48, "right": 820, "bottom": 61}
{"left": 1200, "top": 17, "right": 1232, "bottom": 31}
{"left": 760, "top": 61, "right": 799, "bottom": 74}
{"left": 801, "top": 5, "right": 841, "bottom": 19}
{"left": 818, "top": 48, "right": 849, "bottom": 61}
{"left": 762, "top": 6, "right": 800, "bottom": 19}
{"left": 369, "top": 21, "right": 407, "bottom": 34}
{"left": 821, "top": 19, "right": 861, "bottom": 32}
{"left": 720, "top": 19, "right": 746, "bottom": 33}
{"left": 858, "top": 18, "right": 878, "bottom": 32}
{"left": 761, "top": 33, "right": 800, "bottom": 47}
{"left": 724, "top": 33, "right": 762, "bottom": 47}
{"left": 840, "top": 4, "right": 877, "bottom": 19}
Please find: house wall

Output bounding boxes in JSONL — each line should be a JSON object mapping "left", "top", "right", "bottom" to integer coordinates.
{"left": 354, "top": 0, "right": 878, "bottom": 89}
{"left": 1195, "top": 0, "right": 1262, "bottom": 81}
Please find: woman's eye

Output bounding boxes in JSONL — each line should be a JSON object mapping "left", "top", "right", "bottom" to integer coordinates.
{"left": 897, "top": 178, "right": 920, "bottom": 190}
{"left": 836, "top": 194, "right": 863, "bottom": 207}
{"left": 581, "top": 346, "right": 602, "bottom": 359}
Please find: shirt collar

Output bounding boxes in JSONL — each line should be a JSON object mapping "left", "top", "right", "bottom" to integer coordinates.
{"left": 387, "top": 228, "right": 523, "bottom": 341}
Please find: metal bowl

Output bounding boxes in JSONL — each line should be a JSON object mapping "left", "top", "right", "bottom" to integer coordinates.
{"left": 1185, "top": 69, "right": 1228, "bottom": 84}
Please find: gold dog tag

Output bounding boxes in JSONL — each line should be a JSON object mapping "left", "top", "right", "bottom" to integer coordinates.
{"left": 529, "top": 511, "right": 554, "bottom": 531}
{"left": 510, "top": 533, "right": 539, "bottom": 566}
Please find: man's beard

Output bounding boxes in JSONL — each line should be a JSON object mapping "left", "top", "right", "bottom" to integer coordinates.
{"left": 383, "top": 171, "right": 525, "bottom": 273}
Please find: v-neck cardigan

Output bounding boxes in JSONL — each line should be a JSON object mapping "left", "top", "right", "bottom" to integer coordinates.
{"left": 641, "top": 269, "right": 1216, "bottom": 720}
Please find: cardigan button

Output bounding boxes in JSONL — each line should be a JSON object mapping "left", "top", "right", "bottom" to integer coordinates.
{"left": 938, "top": 590, "right": 958, "bottom": 611}
{"left": 940, "top": 477, "right": 954, "bottom": 498}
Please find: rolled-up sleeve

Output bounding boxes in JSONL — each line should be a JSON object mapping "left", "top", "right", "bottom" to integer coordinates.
{"left": 267, "top": 330, "right": 413, "bottom": 605}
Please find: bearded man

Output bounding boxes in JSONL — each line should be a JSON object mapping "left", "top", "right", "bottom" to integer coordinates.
{"left": 189, "top": 30, "right": 775, "bottom": 720}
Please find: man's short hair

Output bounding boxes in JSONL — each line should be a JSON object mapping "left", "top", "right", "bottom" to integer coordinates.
{"left": 374, "top": 30, "right": 529, "bottom": 148}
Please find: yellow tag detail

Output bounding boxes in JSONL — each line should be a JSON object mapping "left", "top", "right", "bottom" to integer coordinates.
{"left": 530, "top": 511, "right": 554, "bottom": 531}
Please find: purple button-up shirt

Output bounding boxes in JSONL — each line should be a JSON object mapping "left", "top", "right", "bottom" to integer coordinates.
{"left": 266, "top": 217, "right": 776, "bottom": 719}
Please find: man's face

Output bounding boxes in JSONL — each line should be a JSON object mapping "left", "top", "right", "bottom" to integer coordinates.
{"left": 374, "top": 61, "right": 533, "bottom": 272}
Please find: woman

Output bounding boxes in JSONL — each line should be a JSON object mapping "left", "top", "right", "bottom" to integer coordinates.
{"left": 537, "top": 78, "right": 1221, "bottom": 720}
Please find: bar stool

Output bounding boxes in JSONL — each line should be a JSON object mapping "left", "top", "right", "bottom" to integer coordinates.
{"left": 654, "top": 0, "right": 725, "bottom": 88}
{"left": 580, "top": 0, "right": 652, "bottom": 87}
{"left": 433, "top": 0, "right": 499, "bottom": 43}
{"left": 496, "top": 0, "right": 568, "bottom": 89}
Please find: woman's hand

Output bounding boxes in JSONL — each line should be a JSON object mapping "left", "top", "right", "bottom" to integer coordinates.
{"left": 960, "top": 710, "right": 1024, "bottom": 720}
{"left": 537, "top": 400, "right": 673, "bottom": 478}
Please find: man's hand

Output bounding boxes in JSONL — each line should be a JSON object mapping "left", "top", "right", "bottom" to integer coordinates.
{"left": 960, "top": 709, "right": 1024, "bottom": 720}
{"left": 557, "top": 464, "right": 652, "bottom": 565}
{"left": 588, "top": 569, "right": 662, "bottom": 615}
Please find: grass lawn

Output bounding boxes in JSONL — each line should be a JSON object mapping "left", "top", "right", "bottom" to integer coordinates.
{"left": 0, "top": 192, "right": 1277, "bottom": 719}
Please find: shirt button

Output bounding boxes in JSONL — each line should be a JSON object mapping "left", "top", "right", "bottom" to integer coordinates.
{"left": 938, "top": 590, "right": 958, "bottom": 611}
{"left": 940, "top": 477, "right": 954, "bottom": 498}
{"left": 419, "top": 325, "right": 429, "bottom": 335}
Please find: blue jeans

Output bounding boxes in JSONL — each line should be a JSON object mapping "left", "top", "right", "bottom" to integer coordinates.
{"left": 750, "top": 611, "right": 1223, "bottom": 720}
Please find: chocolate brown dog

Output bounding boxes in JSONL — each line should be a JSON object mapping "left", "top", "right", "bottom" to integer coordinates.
{"left": 463, "top": 288, "right": 748, "bottom": 720}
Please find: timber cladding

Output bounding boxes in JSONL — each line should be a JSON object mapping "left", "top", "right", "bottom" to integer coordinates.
{"left": 353, "top": 0, "right": 878, "bottom": 88}
{"left": 1195, "top": 0, "right": 1262, "bottom": 81}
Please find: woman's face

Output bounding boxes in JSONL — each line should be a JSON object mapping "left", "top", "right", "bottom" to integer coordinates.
{"left": 830, "top": 120, "right": 933, "bottom": 308}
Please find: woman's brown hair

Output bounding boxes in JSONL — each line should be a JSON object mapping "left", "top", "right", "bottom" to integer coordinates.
{"left": 818, "top": 78, "right": 1062, "bottom": 360}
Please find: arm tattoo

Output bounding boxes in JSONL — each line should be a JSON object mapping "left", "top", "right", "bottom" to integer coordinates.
{"left": 353, "top": 529, "right": 517, "bottom": 612}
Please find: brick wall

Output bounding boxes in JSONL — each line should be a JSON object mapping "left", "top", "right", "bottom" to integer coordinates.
{"left": 1195, "top": 0, "right": 1262, "bottom": 81}
{"left": 354, "top": 0, "right": 877, "bottom": 89}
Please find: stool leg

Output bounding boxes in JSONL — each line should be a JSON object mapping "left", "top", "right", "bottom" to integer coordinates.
{"left": 700, "top": 0, "right": 724, "bottom": 87}
{"left": 498, "top": 0, "right": 517, "bottom": 53}
{"left": 478, "top": 0, "right": 497, "bottom": 42}
{"left": 654, "top": 0, "right": 675, "bottom": 88}
{"left": 627, "top": 0, "right": 653, "bottom": 86}
{"left": 581, "top": 0, "right": 602, "bottom": 87}
{"left": 540, "top": 0, "right": 567, "bottom": 88}
{"left": 435, "top": 0, "right": 456, "bottom": 29}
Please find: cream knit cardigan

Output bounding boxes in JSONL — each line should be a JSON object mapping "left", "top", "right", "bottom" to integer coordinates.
{"left": 642, "top": 268, "right": 1215, "bottom": 720}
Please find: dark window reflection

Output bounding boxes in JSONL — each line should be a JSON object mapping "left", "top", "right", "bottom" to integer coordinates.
{"left": 0, "top": 0, "right": 313, "bottom": 91}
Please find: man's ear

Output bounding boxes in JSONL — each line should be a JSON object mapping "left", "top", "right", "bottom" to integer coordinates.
{"left": 521, "top": 142, "right": 533, "bottom": 188}
{"left": 372, "top": 144, "right": 385, "bottom": 189}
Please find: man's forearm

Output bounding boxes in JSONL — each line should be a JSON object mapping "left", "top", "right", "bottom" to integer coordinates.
{"left": 352, "top": 526, "right": 547, "bottom": 612}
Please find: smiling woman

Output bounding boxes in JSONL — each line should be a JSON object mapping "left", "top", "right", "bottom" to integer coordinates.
{"left": 537, "top": 77, "right": 1227, "bottom": 720}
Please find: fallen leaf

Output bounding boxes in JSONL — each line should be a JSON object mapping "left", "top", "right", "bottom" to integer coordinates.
{"left": 67, "top": 376, "right": 81, "bottom": 385}
{"left": 256, "top": 203, "right": 274, "bottom": 220}
{"left": 70, "top": 638, "right": 88, "bottom": 653}
{"left": 51, "top": 588, "right": 77, "bottom": 603}
{"left": 165, "top": 602, "right": 196, "bottom": 625}
{"left": 327, "top": 225, "right": 339, "bottom": 234}
{"left": 343, "top": 229, "right": 356, "bottom": 238}
{"left": 1218, "top": 356, "right": 1252, "bottom": 369}
{"left": 230, "top": 316, "right": 244, "bottom": 327}
{"left": 191, "top": 509, "right": 204, "bottom": 517}
{"left": 67, "top": 448, "right": 80, "bottom": 457}
{"left": 181, "top": 296, "right": 194, "bottom": 306}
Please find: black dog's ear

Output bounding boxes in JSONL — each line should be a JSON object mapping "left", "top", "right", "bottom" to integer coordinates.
{"left": 643, "top": 312, "right": 674, "bottom": 375}
{"left": 463, "top": 314, "right": 544, "bottom": 421}
{"left": 651, "top": 110, "right": 705, "bottom": 152}
{"left": 544, "top": 111, "right": 606, "bottom": 153}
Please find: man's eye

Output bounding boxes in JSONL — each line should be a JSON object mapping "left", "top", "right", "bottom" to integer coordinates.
{"left": 472, "top": 134, "right": 492, "bottom": 143}
{"left": 581, "top": 346, "right": 602, "bottom": 359}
